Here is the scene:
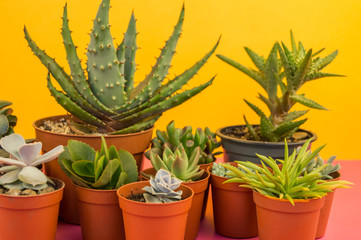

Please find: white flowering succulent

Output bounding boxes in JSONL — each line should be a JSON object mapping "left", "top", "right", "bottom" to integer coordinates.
{"left": 0, "top": 134, "right": 64, "bottom": 191}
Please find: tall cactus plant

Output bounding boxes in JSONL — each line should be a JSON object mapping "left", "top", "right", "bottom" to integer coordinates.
{"left": 24, "top": 0, "right": 219, "bottom": 134}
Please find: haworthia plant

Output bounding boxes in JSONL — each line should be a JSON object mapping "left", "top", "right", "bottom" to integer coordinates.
{"left": 24, "top": 0, "right": 219, "bottom": 135}
{"left": 217, "top": 31, "right": 343, "bottom": 142}
{"left": 58, "top": 137, "right": 138, "bottom": 189}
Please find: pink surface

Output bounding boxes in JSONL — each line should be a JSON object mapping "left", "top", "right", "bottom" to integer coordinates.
{"left": 56, "top": 159, "right": 361, "bottom": 240}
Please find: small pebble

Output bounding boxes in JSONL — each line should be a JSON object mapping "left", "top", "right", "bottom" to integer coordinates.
{"left": 21, "top": 189, "right": 37, "bottom": 196}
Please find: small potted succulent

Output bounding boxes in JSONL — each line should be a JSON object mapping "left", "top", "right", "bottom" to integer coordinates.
{"left": 142, "top": 145, "right": 209, "bottom": 240}
{"left": 0, "top": 134, "right": 64, "bottom": 240}
{"left": 25, "top": 0, "right": 218, "bottom": 223}
{"left": 117, "top": 169, "right": 194, "bottom": 240}
{"left": 303, "top": 155, "right": 341, "bottom": 238}
{"left": 216, "top": 32, "right": 343, "bottom": 163}
{"left": 208, "top": 162, "right": 258, "bottom": 238}
{"left": 222, "top": 139, "right": 353, "bottom": 240}
{"left": 58, "top": 137, "right": 138, "bottom": 240}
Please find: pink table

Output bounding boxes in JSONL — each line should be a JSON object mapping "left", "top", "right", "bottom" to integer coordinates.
{"left": 56, "top": 160, "right": 361, "bottom": 240}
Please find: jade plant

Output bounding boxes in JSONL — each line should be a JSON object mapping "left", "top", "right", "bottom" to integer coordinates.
{"left": 145, "top": 121, "right": 221, "bottom": 164}
{"left": 142, "top": 169, "right": 183, "bottom": 203}
{"left": 24, "top": 0, "right": 219, "bottom": 135}
{"left": 217, "top": 32, "right": 343, "bottom": 142}
{"left": 0, "top": 134, "right": 64, "bottom": 195}
{"left": 222, "top": 139, "right": 353, "bottom": 205}
{"left": 148, "top": 145, "right": 204, "bottom": 182}
{"left": 304, "top": 155, "right": 340, "bottom": 180}
{"left": 58, "top": 137, "right": 138, "bottom": 189}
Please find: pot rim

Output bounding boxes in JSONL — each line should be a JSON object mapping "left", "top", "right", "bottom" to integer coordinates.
{"left": 253, "top": 189, "right": 323, "bottom": 204}
{"left": 73, "top": 182, "right": 118, "bottom": 193}
{"left": 216, "top": 124, "right": 317, "bottom": 146}
{"left": 33, "top": 115, "right": 154, "bottom": 138}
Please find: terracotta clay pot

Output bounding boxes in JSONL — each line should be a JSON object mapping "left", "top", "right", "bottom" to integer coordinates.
{"left": 199, "top": 162, "right": 213, "bottom": 219}
{"left": 0, "top": 178, "right": 64, "bottom": 240}
{"left": 316, "top": 171, "right": 341, "bottom": 238}
{"left": 34, "top": 115, "right": 153, "bottom": 224}
{"left": 208, "top": 163, "right": 258, "bottom": 238}
{"left": 75, "top": 184, "right": 125, "bottom": 240}
{"left": 253, "top": 190, "right": 325, "bottom": 240}
{"left": 141, "top": 167, "right": 210, "bottom": 240}
{"left": 117, "top": 181, "right": 193, "bottom": 240}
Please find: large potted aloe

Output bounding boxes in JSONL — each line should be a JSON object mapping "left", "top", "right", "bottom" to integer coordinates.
{"left": 117, "top": 169, "right": 194, "bottom": 240}
{"left": 222, "top": 139, "right": 353, "bottom": 240}
{"left": 0, "top": 134, "right": 64, "bottom": 240}
{"left": 58, "top": 137, "right": 138, "bottom": 240}
{"left": 24, "top": 0, "right": 218, "bottom": 223}
{"left": 216, "top": 32, "right": 343, "bottom": 163}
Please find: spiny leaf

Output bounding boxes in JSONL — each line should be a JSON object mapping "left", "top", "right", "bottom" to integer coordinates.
{"left": 290, "top": 94, "right": 328, "bottom": 110}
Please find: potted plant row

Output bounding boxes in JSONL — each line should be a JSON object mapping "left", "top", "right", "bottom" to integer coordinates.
{"left": 25, "top": 0, "right": 219, "bottom": 223}
{"left": 216, "top": 32, "right": 343, "bottom": 163}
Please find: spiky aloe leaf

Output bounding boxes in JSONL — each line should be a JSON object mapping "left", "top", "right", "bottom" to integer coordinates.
{"left": 305, "top": 72, "right": 344, "bottom": 82}
{"left": 244, "top": 99, "right": 265, "bottom": 117}
{"left": 243, "top": 115, "right": 260, "bottom": 141}
{"left": 312, "top": 50, "right": 338, "bottom": 71}
{"left": 290, "top": 94, "right": 328, "bottom": 110}
{"left": 293, "top": 49, "right": 312, "bottom": 90}
{"left": 244, "top": 47, "right": 265, "bottom": 72}
{"left": 260, "top": 115, "right": 275, "bottom": 141}
{"left": 277, "top": 42, "right": 294, "bottom": 89}
{"left": 87, "top": 0, "right": 126, "bottom": 108}
{"left": 217, "top": 54, "right": 267, "bottom": 91}
{"left": 110, "top": 114, "right": 160, "bottom": 135}
{"left": 264, "top": 43, "right": 279, "bottom": 100}
{"left": 284, "top": 110, "right": 308, "bottom": 122}
{"left": 272, "top": 119, "right": 307, "bottom": 137}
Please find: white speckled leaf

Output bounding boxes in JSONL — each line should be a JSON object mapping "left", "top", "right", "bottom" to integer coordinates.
{"left": 18, "top": 166, "right": 47, "bottom": 186}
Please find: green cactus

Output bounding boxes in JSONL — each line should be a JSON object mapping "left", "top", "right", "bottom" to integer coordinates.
{"left": 24, "top": 0, "right": 219, "bottom": 135}
{"left": 149, "top": 145, "right": 204, "bottom": 182}
{"left": 145, "top": 121, "right": 221, "bottom": 164}
{"left": 304, "top": 155, "right": 340, "bottom": 180}
{"left": 217, "top": 32, "right": 343, "bottom": 142}
{"left": 58, "top": 136, "right": 138, "bottom": 189}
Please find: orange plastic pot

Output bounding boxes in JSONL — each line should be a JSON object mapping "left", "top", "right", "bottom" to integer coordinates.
{"left": 117, "top": 181, "right": 193, "bottom": 240}
{"left": 199, "top": 162, "right": 213, "bottom": 219}
{"left": 208, "top": 164, "right": 258, "bottom": 238}
{"left": 34, "top": 115, "right": 153, "bottom": 224}
{"left": 253, "top": 190, "right": 325, "bottom": 240}
{"left": 75, "top": 184, "right": 125, "bottom": 240}
{"left": 141, "top": 167, "right": 210, "bottom": 240}
{"left": 0, "top": 178, "right": 64, "bottom": 240}
{"left": 316, "top": 171, "right": 341, "bottom": 238}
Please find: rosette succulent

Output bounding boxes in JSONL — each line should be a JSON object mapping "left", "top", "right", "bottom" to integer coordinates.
{"left": 304, "top": 155, "right": 340, "bottom": 180}
{"left": 142, "top": 169, "right": 182, "bottom": 203}
{"left": 24, "top": 0, "right": 219, "bottom": 135}
{"left": 0, "top": 134, "right": 64, "bottom": 194}
{"left": 146, "top": 121, "right": 221, "bottom": 164}
{"left": 0, "top": 101, "right": 18, "bottom": 158}
{"left": 149, "top": 145, "right": 204, "bottom": 182}
{"left": 59, "top": 136, "right": 138, "bottom": 189}
{"left": 217, "top": 32, "right": 343, "bottom": 142}
{"left": 222, "top": 139, "right": 353, "bottom": 205}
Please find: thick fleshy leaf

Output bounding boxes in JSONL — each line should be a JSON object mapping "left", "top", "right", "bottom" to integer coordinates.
{"left": 30, "top": 145, "right": 64, "bottom": 166}
{"left": 0, "top": 157, "right": 26, "bottom": 167}
{"left": 67, "top": 140, "right": 95, "bottom": 162}
{"left": 92, "top": 159, "right": 120, "bottom": 188}
{"left": 0, "top": 169, "right": 21, "bottom": 184}
{"left": 116, "top": 171, "right": 128, "bottom": 188}
{"left": 72, "top": 160, "right": 95, "bottom": 178}
{"left": 94, "top": 156, "right": 105, "bottom": 182}
{"left": 0, "top": 114, "right": 9, "bottom": 136}
{"left": 0, "top": 165, "right": 19, "bottom": 173}
{"left": 18, "top": 142, "right": 42, "bottom": 165}
{"left": 118, "top": 149, "right": 138, "bottom": 184}
{"left": 18, "top": 166, "right": 47, "bottom": 186}
{"left": 0, "top": 133, "right": 26, "bottom": 160}
{"left": 23, "top": 182, "right": 48, "bottom": 190}
{"left": 3, "top": 180, "right": 24, "bottom": 190}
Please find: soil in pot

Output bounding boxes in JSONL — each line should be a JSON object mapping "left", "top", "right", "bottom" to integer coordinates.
{"left": 0, "top": 178, "right": 64, "bottom": 240}
{"left": 117, "top": 181, "right": 193, "bottom": 240}
{"left": 208, "top": 163, "right": 258, "bottom": 238}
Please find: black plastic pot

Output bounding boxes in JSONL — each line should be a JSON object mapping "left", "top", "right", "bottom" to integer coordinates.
{"left": 216, "top": 125, "right": 317, "bottom": 164}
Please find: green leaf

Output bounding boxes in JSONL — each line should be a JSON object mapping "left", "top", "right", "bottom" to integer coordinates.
{"left": 94, "top": 156, "right": 105, "bottom": 182}
{"left": 118, "top": 149, "right": 138, "bottom": 184}
{"left": 293, "top": 49, "right": 312, "bottom": 90}
{"left": 265, "top": 43, "right": 279, "bottom": 100}
{"left": 305, "top": 72, "right": 345, "bottom": 82}
{"left": 18, "top": 166, "right": 47, "bottom": 186}
{"left": 244, "top": 115, "right": 260, "bottom": 141}
{"left": 171, "top": 156, "right": 187, "bottom": 179}
{"left": 72, "top": 160, "right": 95, "bottom": 178}
{"left": 290, "top": 94, "right": 328, "bottom": 110}
{"left": 290, "top": 30, "right": 298, "bottom": 55}
{"left": 0, "top": 114, "right": 9, "bottom": 136}
{"left": 92, "top": 159, "right": 121, "bottom": 188}
{"left": 244, "top": 99, "right": 266, "bottom": 117}
{"left": 272, "top": 119, "right": 307, "bottom": 137}
{"left": 108, "top": 145, "right": 120, "bottom": 161}
{"left": 67, "top": 140, "right": 96, "bottom": 162}
{"left": 244, "top": 47, "right": 265, "bottom": 72}
{"left": 312, "top": 50, "right": 338, "bottom": 71}
{"left": 109, "top": 160, "right": 122, "bottom": 188}
{"left": 116, "top": 171, "right": 128, "bottom": 188}
{"left": 284, "top": 110, "right": 309, "bottom": 122}
{"left": 0, "top": 100, "right": 12, "bottom": 110}
{"left": 260, "top": 115, "right": 275, "bottom": 141}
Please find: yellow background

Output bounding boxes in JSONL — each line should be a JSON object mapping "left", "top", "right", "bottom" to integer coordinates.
{"left": 1, "top": 0, "right": 360, "bottom": 159}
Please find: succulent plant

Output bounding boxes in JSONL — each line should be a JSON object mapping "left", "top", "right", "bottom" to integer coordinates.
{"left": 211, "top": 162, "right": 233, "bottom": 178}
{"left": 149, "top": 145, "right": 204, "bottom": 182}
{"left": 58, "top": 136, "right": 138, "bottom": 189}
{"left": 217, "top": 32, "right": 343, "bottom": 142}
{"left": 145, "top": 121, "right": 221, "bottom": 165}
{"left": 222, "top": 139, "right": 353, "bottom": 205}
{"left": 0, "top": 134, "right": 64, "bottom": 193}
{"left": 24, "top": 0, "right": 219, "bottom": 135}
{"left": 304, "top": 155, "right": 340, "bottom": 180}
{"left": 142, "top": 169, "right": 183, "bottom": 203}
{"left": 0, "top": 101, "right": 18, "bottom": 158}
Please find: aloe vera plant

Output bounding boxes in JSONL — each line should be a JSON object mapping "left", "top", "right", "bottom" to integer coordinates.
{"left": 0, "top": 134, "right": 64, "bottom": 195}
{"left": 222, "top": 139, "right": 353, "bottom": 205}
{"left": 145, "top": 121, "right": 221, "bottom": 164}
{"left": 58, "top": 137, "right": 138, "bottom": 189}
{"left": 24, "top": 0, "right": 219, "bottom": 135}
{"left": 217, "top": 32, "right": 343, "bottom": 142}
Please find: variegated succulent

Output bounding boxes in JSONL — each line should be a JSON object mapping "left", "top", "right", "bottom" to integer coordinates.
{"left": 59, "top": 136, "right": 138, "bottom": 189}
{"left": 304, "top": 155, "right": 340, "bottom": 180}
{"left": 142, "top": 169, "right": 182, "bottom": 203}
{"left": 149, "top": 145, "right": 204, "bottom": 182}
{"left": 222, "top": 139, "right": 353, "bottom": 205}
{"left": 0, "top": 134, "right": 64, "bottom": 194}
{"left": 145, "top": 121, "right": 221, "bottom": 164}
{"left": 217, "top": 32, "right": 343, "bottom": 142}
{"left": 24, "top": 0, "right": 218, "bottom": 135}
